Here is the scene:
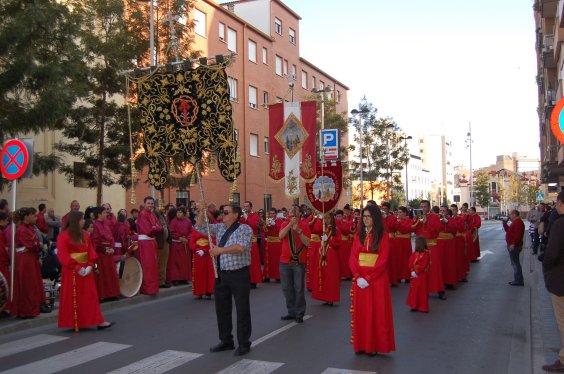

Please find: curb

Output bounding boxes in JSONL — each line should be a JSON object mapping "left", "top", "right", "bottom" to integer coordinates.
{"left": 0, "top": 284, "right": 193, "bottom": 336}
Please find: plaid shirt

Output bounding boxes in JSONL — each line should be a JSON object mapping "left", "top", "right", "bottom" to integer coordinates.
{"left": 196, "top": 222, "right": 252, "bottom": 271}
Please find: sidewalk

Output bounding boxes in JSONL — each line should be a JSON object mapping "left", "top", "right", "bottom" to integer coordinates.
{"left": 0, "top": 283, "right": 193, "bottom": 336}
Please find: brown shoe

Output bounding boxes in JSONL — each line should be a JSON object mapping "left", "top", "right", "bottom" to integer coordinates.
{"left": 542, "top": 360, "right": 564, "bottom": 372}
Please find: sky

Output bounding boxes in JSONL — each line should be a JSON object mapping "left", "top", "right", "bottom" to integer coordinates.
{"left": 280, "top": 0, "right": 539, "bottom": 169}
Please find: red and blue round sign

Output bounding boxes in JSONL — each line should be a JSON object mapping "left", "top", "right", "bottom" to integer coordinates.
{"left": 550, "top": 98, "right": 564, "bottom": 144}
{"left": 1, "top": 139, "right": 29, "bottom": 180}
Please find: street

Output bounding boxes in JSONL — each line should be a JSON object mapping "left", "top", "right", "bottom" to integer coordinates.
{"left": 0, "top": 222, "right": 534, "bottom": 374}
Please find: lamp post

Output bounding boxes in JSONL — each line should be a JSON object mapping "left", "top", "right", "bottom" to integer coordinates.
{"left": 399, "top": 135, "right": 412, "bottom": 203}
{"left": 312, "top": 86, "right": 332, "bottom": 217}
{"left": 466, "top": 123, "right": 474, "bottom": 206}
{"left": 382, "top": 123, "right": 394, "bottom": 203}
{"left": 351, "top": 108, "right": 369, "bottom": 208}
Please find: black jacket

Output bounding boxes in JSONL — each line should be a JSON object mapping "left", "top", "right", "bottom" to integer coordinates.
{"left": 543, "top": 215, "right": 564, "bottom": 296}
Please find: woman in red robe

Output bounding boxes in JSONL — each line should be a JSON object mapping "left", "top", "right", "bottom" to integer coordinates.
{"left": 189, "top": 229, "right": 215, "bottom": 298}
{"left": 312, "top": 212, "right": 341, "bottom": 305}
{"left": 335, "top": 210, "right": 353, "bottom": 280}
{"left": 57, "top": 211, "right": 112, "bottom": 331}
{"left": 0, "top": 212, "right": 11, "bottom": 313}
{"left": 112, "top": 212, "right": 131, "bottom": 257}
{"left": 11, "top": 208, "right": 45, "bottom": 318}
{"left": 394, "top": 207, "right": 414, "bottom": 283}
{"left": 92, "top": 207, "right": 120, "bottom": 300}
{"left": 306, "top": 214, "right": 323, "bottom": 291}
{"left": 167, "top": 207, "right": 193, "bottom": 285}
{"left": 406, "top": 236, "right": 430, "bottom": 313}
{"left": 349, "top": 204, "right": 395, "bottom": 355}
{"left": 263, "top": 208, "right": 283, "bottom": 282}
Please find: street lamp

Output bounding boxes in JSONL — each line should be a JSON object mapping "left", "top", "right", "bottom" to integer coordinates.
{"left": 351, "top": 108, "right": 369, "bottom": 208}
{"left": 466, "top": 123, "right": 474, "bottom": 206}
{"left": 382, "top": 123, "right": 394, "bottom": 203}
{"left": 399, "top": 135, "right": 412, "bottom": 203}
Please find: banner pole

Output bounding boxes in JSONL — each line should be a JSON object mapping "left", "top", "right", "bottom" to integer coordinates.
{"left": 195, "top": 162, "right": 218, "bottom": 278}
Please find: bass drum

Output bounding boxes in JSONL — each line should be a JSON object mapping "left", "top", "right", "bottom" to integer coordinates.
{"left": 0, "top": 272, "right": 8, "bottom": 312}
{"left": 117, "top": 257, "right": 143, "bottom": 298}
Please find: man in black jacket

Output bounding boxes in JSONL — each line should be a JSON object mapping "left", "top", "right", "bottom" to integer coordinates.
{"left": 542, "top": 190, "right": 564, "bottom": 372}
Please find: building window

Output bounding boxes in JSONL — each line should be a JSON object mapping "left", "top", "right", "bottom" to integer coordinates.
{"left": 301, "top": 70, "right": 307, "bottom": 89}
{"left": 248, "top": 39, "right": 257, "bottom": 63}
{"left": 312, "top": 76, "right": 316, "bottom": 89}
{"left": 336, "top": 90, "right": 341, "bottom": 103}
{"left": 227, "top": 27, "right": 237, "bottom": 52}
{"left": 176, "top": 190, "right": 190, "bottom": 207}
{"left": 275, "top": 18, "right": 282, "bottom": 35}
{"left": 73, "top": 162, "right": 89, "bottom": 188}
{"left": 289, "top": 28, "right": 296, "bottom": 44}
{"left": 250, "top": 133, "right": 258, "bottom": 156}
{"left": 262, "top": 47, "right": 267, "bottom": 64}
{"left": 228, "top": 77, "right": 238, "bottom": 101}
{"left": 275, "top": 55, "right": 282, "bottom": 76}
{"left": 194, "top": 9, "right": 206, "bottom": 37}
{"left": 232, "top": 192, "right": 240, "bottom": 206}
{"left": 319, "top": 80, "right": 324, "bottom": 89}
{"left": 218, "top": 22, "right": 225, "bottom": 42}
{"left": 264, "top": 136, "right": 270, "bottom": 154}
{"left": 249, "top": 85, "right": 257, "bottom": 109}
{"left": 263, "top": 91, "right": 269, "bottom": 107}
{"left": 283, "top": 59, "right": 288, "bottom": 75}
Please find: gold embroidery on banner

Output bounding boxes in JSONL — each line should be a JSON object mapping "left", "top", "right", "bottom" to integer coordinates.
{"left": 301, "top": 153, "right": 315, "bottom": 180}
{"left": 286, "top": 169, "right": 298, "bottom": 196}
{"left": 358, "top": 252, "right": 378, "bottom": 267}
{"left": 270, "top": 154, "right": 282, "bottom": 179}
{"left": 275, "top": 112, "right": 309, "bottom": 159}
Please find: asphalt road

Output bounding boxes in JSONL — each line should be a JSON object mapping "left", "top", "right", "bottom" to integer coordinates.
{"left": 0, "top": 222, "right": 531, "bottom": 374}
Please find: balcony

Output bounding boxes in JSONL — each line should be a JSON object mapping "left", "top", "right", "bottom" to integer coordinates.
{"left": 542, "top": 0, "right": 558, "bottom": 18}
{"left": 543, "top": 34, "right": 556, "bottom": 69}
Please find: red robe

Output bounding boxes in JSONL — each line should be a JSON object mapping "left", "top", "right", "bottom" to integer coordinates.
{"left": 135, "top": 209, "right": 162, "bottom": 295}
{"left": 349, "top": 232, "right": 395, "bottom": 354}
{"left": 450, "top": 215, "right": 468, "bottom": 281}
{"left": 189, "top": 230, "right": 215, "bottom": 297}
{"left": 112, "top": 221, "right": 131, "bottom": 256}
{"left": 167, "top": 217, "right": 193, "bottom": 282}
{"left": 306, "top": 217, "right": 323, "bottom": 291}
{"left": 240, "top": 212, "right": 263, "bottom": 284}
{"left": 56, "top": 230, "right": 104, "bottom": 329}
{"left": 263, "top": 218, "right": 283, "bottom": 280}
{"left": 468, "top": 214, "right": 481, "bottom": 261}
{"left": 0, "top": 227, "right": 11, "bottom": 311}
{"left": 437, "top": 219, "right": 458, "bottom": 285}
{"left": 11, "top": 224, "right": 44, "bottom": 318}
{"left": 336, "top": 218, "right": 352, "bottom": 279}
{"left": 36, "top": 212, "right": 48, "bottom": 234}
{"left": 413, "top": 213, "right": 444, "bottom": 293}
{"left": 393, "top": 218, "right": 414, "bottom": 281}
{"left": 312, "top": 229, "right": 341, "bottom": 303}
{"left": 92, "top": 220, "right": 120, "bottom": 299}
{"left": 406, "top": 250, "right": 430, "bottom": 312}
{"left": 384, "top": 215, "right": 401, "bottom": 285}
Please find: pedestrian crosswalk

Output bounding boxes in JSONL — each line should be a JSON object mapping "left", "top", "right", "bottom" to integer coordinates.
{"left": 0, "top": 334, "right": 376, "bottom": 374}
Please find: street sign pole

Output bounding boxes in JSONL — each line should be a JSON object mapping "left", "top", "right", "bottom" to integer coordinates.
{"left": 10, "top": 179, "right": 16, "bottom": 302}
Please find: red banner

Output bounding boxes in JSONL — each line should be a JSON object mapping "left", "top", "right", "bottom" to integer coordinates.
{"left": 305, "top": 160, "right": 343, "bottom": 213}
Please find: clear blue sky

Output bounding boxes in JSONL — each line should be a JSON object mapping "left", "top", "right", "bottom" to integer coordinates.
{"left": 281, "top": 0, "right": 539, "bottom": 168}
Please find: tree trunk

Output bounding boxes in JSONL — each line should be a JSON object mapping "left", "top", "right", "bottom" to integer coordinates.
{"left": 96, "top": 92, "right": 107, "bottom": 206}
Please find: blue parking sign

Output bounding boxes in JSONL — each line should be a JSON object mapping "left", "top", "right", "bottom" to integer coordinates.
{"left": 320, "top": 129, "right": 339, "bottom": 160}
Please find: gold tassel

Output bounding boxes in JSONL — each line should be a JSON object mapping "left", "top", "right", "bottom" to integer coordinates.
{"left": 189, "top": 171, "right": 197, "bottom": 188}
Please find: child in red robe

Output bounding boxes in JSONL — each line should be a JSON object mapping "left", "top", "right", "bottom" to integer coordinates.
{"left": 407, "top": 236, "right": 431, "bottom": 313}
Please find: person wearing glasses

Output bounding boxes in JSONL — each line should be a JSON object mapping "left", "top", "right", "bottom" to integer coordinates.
{"left": 196, "top": 204, "right": 253, "bottom": 357}
{"left": 279, "top": 205, "right": 311, "bottom": 323}
{"left": 349, "top": 204, "right": 395, "bottom": 355}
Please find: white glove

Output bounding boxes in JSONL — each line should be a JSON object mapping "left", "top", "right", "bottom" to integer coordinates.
{"left": 411, "top": 271, "right": 417, "bottom": 278}
{"left": 356, "top": 277, "right": 369, "bottom": 289}
{"left": 78, "top": 266, "right": 93, "bottom": 277}
{"left": 321, "top": 234, "right": 328, "bottom": 242}
{"left": 318, "top": 213, "right": 324, "bottom": 219}
{"left": 197, "top": 250, "right": 205, "bottom": 257}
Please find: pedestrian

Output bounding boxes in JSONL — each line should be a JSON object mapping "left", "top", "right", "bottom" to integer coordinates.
{"left": 61, "top": 200, "right": 80, "bottom": 228}
{"left": 196, "top": 204, "right": 253, "bottom": 356}
{"left": 92, "top": 207, "right": 120, "bottom": 300}
{"left": 541, "top": 191, "right": 564, "bottom": 372}
{"left": 45, "top": 208, "right": 61, "bottom": 243}
{"left": 263, "top": 208, "right": 283, "bottom": 282}
{"left": 502, "top": 210, "right": 525, "bottom": 286}
{"left": 311, "top": 211, "right": 341, "bottom": 306}
{"left": 0, "top": 212, "right": 10, "bottom": 314}
{"left": 56, "top": 211, "right": 113, "bottom": 331}
{"left": 349, "top": 204, "right": 395, "bottom": 355}
{"left": 36, "top": 203, "right": 49, "bottom": 240}
{"left": 407, "top": 236, "right": 430, "bottom": 313}
{"left": 306, "top": 211, "right": 322, "bottom": 291}
{"left": 279, "top": 205, "right": 311, "bottom": 323}
{"left": 136, "top": 197, "right": 163, "bottom": 295}
{"left": 167, "top": 206, "right": 193, "bottom": 286}
{"left": 240, "top": 201, "right": 264, "bottom": 287}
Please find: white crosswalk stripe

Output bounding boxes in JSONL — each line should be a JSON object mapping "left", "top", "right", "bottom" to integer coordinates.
{"left": 106, "top": 350, "right": 203, "bottom": 374}
{"left": 0, "top": 341, "right": 131, "bottom": 374}
{"left": 0, "top": 334, "right": 68, "bottom": 359}
{"left": 321, "top": 369, "right": 377, "bottom": 374}
{"left": 215, "top": 359, "right": 284, "bottom": 374}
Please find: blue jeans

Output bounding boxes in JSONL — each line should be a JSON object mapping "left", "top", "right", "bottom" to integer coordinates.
{"left": 279, "top": 262, "right": 306, "bottom": 318}
{"left": 508, "top": 244, "right": 523, "bottom": 284}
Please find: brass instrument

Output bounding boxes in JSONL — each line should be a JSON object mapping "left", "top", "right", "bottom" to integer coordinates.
{"left": 418, "top": 214, "right": 427, "bottom": 223}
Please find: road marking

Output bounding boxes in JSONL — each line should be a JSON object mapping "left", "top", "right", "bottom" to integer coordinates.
{"left": 252, "top": 315, "right": 313, "bottom": 347}
{"left": 107, "top": 350, "right": 203, "bottom": 373}
{"left": 321, "top": 369, "right": 377, "bottom": 374}
{"left": 215, "top": 359, "right": 284, "bottom": 374}
{"left": 0, "top": 334, "right": 68, "bottom": 359}
{"left": 479, "top": 250, "right": 494, "bottom": 259}
{"left": 1, "top": 341, "right": 131, "bottom": 374}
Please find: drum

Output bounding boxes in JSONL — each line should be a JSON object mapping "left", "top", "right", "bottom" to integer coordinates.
{"left": 118, "top": 256, "right": 143, "bottom": 298}
{"left": 0, "top": 272, "right": 8, "bottom": 312}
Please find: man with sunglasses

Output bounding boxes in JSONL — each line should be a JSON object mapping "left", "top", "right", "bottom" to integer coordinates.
{"left": 196, "top": 204, "right": 253, "bottom": 356}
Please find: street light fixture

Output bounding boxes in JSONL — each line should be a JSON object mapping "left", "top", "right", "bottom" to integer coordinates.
{"left": 466, "top": 123, "right": 474, "bottom": 206}
{"left": 351, "top": 108, "right": 369, "bottom": 208}
{"left": 382, "top": 123, "right": 394, "bottom": 203}
{"left": 399, "top": 135, "right": 412, "bottom": 203}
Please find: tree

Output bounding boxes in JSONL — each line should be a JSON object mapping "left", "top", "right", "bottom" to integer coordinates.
{"left": 507, "top": 174, "right": 527, "bottom": 209}
{"left": 525, "top": 182, "right": 540, "bottom": 206}
{"left": 474, "top": 172, "right": 490, "bottom": 209}
{"left": 0, "top": 0, "right": 85, "bottom": 185}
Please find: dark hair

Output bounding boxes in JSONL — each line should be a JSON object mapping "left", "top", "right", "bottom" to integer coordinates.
{"left": 83, "top": 218, "right": 93, "bottom": 231}
{"left": 398, "top": 206, "right": 408, "bottom": 214}
{"left": 421, "top": 200, "right": 430, "bottom": 207}
{"left": 432, "top": 206, "right": 439, "bottom": 213}
{"left": 16, "top": 207, "right": 35, "bottom": 222}
{"left": 470, "top": 207, "right": 477, "bottom": 212}
{"left": 168, "top": 207, "right": 178, "bottom": 222}
{"left": 38, "top": 203, "right": 46, "bottom": 212}
{"left": 64, "top": 211, "right": 85, "bottom": 244}
{"left": 366, "top": 200, "right": 377, "bottom": 206}
{"left": 144, "top": 196, "right": 154, "bottom": 203}
{"left": 447, "top": 209, "right": 453, "bottom": 217}
{"left": 118, "top": 213, "right": 127, "bottom": 223}
{"left": 0, "top": 199, "right": 8, "bottom": 210}
{"left": 358, "top": 205, "right": 384, "bottom": 252}
{"left": 450, "top": 204, "right": 458, "bottom": 209}
{"left": 414, "top": 236, "right": 428, "bottom": 252}
{"left": 0, "top": 211, "right": 8, "bottom": 222}
{"left": 558, "top": 191, "right": 564, "bottom": 204}
{"left": 512, "top": 209, "right": 520, "bottom": 217}
{"left": 462, "top": 203, "right": 469, "bottom": 208}
{"left": 343, "top": 204, "right": 351, "bottom": 210}
{"left": 131, "top": 208, "right": 139, "bottom": 214}
{"left": 381, "top": 201, "right": 391, "bottom": 209}
{"left": 228, "top": 204, "right": 243, "bottom": 219}
{"left": 92, "top": 207, "right": 106, "bottom": 220}
{"left": 335, "top": 209, "right": 344, "bottom": 216}
{"left": 244, "top": 201, "right": 253, "bottom": 208}
{"left": 324, "top": 212, "right": 337, "bottom": 237}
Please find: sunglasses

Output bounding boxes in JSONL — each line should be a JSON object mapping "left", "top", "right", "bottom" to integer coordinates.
{"left": 222, "top": 210, "right": 232, "bottom": 215}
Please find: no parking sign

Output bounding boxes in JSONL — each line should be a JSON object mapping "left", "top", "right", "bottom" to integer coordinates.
{"left": 1, "top": 139, "right": 29, "bottom": 180}
{"left": 550, "top": 98, "right": 564, "bottom": 144}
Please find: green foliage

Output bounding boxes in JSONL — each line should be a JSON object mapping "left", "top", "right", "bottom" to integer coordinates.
{"left": 474, "top": 172, "right": 491, "bottom": 208}
{"left": 408, "top": 198, "right": 422, "bottom": 209}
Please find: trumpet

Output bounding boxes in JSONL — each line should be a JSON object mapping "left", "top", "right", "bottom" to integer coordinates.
{"left": 418, "top": 214, "right": 427, "bottom": 223}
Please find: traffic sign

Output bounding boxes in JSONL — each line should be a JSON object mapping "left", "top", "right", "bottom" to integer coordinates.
{"left": 320, "top": 129, "right": 339, "bottom": 160}
{"left": 1, "top": 139, "right": 29, "bottom": 180}
{"left": 536, "top": 192, "right": 545, "bottom": 202}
